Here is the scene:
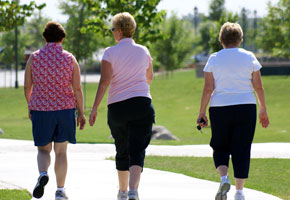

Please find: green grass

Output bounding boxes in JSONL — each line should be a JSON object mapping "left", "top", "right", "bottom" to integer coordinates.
{"left": 144, "top": 156, "right": 290, "bottom": 200}
{"left": 0, "top": 70, "right": 290, "bottom": 144}
{"left": 0, "top": 189, "right": 31, "bottom": 200}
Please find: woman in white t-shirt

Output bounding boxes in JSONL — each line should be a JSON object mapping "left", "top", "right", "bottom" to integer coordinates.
{"left": 197, "top": 22, "right": 269, "bottom": 200}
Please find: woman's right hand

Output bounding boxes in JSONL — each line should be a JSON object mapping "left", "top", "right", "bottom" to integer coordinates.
{"left": 196, "top": 113, "right": 208, "bottom": 128}
{"left": 259, "top": 108, "right": 269, "bottom": 128}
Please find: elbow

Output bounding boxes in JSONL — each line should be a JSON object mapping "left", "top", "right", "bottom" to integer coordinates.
{"left": 100, "top": 79, "right": 111, "bottom": 87}
{"left": 254, "top": 86, "right": 264, "bottom": 93}
{"left": 24, "top": 84, "right": 32, "bottom": 92}
{"left": 146, "top": 73, "right": 153, "bottom": 85}
{"left": 73, "top": 85, "right": 82, "bottom": 93}
{"left": 147, "top": 77, "right": 153, "bottom": 85}
{"left": 204, "top": 87, "right": 214, "bottom": 95}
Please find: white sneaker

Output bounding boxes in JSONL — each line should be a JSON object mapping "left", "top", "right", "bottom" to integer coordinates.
{"left": 215, "top": 176, "right": 231, "bottom": 200}
{"left": 55, "top": 190, "right": 68, "bottom": 200}
{"left": 117, "top": 190, "right": 128, "bottom": 200}
{"left": 234, "top": 191, "right": 245, "bottom": 200}
{"left": 128, "top": 190, "right": 139, "bottom": 200}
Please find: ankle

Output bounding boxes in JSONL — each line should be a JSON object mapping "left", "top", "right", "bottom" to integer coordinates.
{"left": 57, "top": 187, "right": 65, "bottom": 192}
{"left": 236, "top": 189, "right": 243, "bottom": 194}
{"left": 40, "top": 171, "right": 48, "bottom": 176}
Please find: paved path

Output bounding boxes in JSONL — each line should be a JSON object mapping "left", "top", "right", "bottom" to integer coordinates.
{"left": 0, "top": 139, "right": 286, "bottom": 200}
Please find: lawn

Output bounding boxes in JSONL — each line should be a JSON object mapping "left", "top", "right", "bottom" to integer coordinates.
{"left": 0, "top": 69, "right": 289, "bottom": 199}
{"left": 0, "top": 69, "right": 289, "bottom": 144}
{"left": 0, "top": 189, "right": 31, "bottom": 200}
{"left": 144, "top": 156, "right": 290, "bottom": 200}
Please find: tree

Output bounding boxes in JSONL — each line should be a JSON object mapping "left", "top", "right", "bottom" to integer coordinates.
{"left": 258, "top": 0, "right": 290, "bottom": 58}
{"left": 59, "top": 0, "right": 108, "bottom": 62}
{"left": 209, "top": 12, "right": 238, "bottom": 53}
{"left": 0, "top": 28, "right": 28, "bottom": 67}
{"left": 0, "top": 1, "right": 45, "bottom": 32}
{"left": 239, "top": 8, "right": 249, "bottom": 48}
{"left": 209, "top": 0, "right": 225, "bottom": 21}
{"left": 24, "top": 11, "right": 51, "bottom": 50}
{"left": 193, "top": 6, "right": 200, "bottom": 35}
{"left": 196, "top": 21, "right": 215, "bottom": 54}
{"left": 81, "top": 0, "right": 166, "bottom": 45}
{"left": 151, "top": 14, "right": 195, "bottom": 73}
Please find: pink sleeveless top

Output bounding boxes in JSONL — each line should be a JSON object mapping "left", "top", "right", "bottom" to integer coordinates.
{"left": 28, "top": 43, "right": 76, "bottom": 111}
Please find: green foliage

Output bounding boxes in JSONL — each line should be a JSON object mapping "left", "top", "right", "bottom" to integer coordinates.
{"left": 0, "top": 28, "right": 28, "bottom": 66}
{"left": 209, "top": 12, "right": 239, "bottom": 53}
{"left": 195, "top": 21, "right": 214, "bottom": 54}
{"left": 59, "top": 0, "right": 111, "bottom": 62}
{"left": 258, "top": 0, "right": 290, "bottom": 58}
{"left": 0, "top": 189, "right": 31, "bottom": 200}
{"left": 81, "top": 0, "right": 166, "bottom": 44}
{"left": 150, "top": 14, "right": 195, "bottom": 71}
{"left": 0, "top": 1, "right": 45, "bottom": 32}
{"left": 209, "top": 0, "right": 225, "bottom": 21}
{"left": 239, "top": 8, "right": 250, "bottom": 48}
{"left": 24, "top": 11, "right": 51, "bottom": 50}
{"left": 145, "top": 156, "right": 290, "bottom": 199}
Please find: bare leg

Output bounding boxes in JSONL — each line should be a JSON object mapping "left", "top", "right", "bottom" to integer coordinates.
{"left": 235, "top": 178, "right": 245, "bottom": 190}
{"left": 118, "top": 170, "right": 129, "bottom": 192}
{"left": 37, "top": 143, "right": 52, "bottom": 173}
{"left": 217, "top": 165, "right": 228, "bottom": 177}
{"left": 54, "top": 142, "right": 68, "bottom": 188}
{"left": 129, "top": 165, "right": 142, "bottom": 190}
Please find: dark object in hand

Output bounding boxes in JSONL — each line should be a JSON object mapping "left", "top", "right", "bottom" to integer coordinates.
{"left": 197, "top": 118, "right": 206, "bottom": 133}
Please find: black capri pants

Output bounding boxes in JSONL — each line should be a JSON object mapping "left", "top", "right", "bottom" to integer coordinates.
{"left": 108, "top": 97, "right": 155, "bottom": 171}
{"left": 209, "top": 104, "right": 256, "bottom": 179}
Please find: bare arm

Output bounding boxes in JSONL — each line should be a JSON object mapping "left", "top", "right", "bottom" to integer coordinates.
{"left": 24, "top": 54, "right": 33, "bottom": 104}
{"left": 197, "top": 72, "right": 214, "bottom": 127}
{"left": 146, "top": 62, "right": 153, "bottom": 85}
{"left": 24, "top": 54, "right": 33, "bottom": 119}
{"left": 89, "top": 60, "right": 112, "bottom": 126}
{"left": 252, "top": 70, "right": 269, "bottom": 128}
{"left": 72, "top": 56, "right": 86, "bottom": 130}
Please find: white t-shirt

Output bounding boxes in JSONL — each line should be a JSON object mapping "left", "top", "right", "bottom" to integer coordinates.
{"left": 203, "top": 48, "right": 262, "bottom": 107}
{"left": 102, "top": 38, "right": 152, "bottom": 105}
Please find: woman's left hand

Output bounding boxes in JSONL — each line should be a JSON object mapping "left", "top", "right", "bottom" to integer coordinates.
{"left": 77, "top": 114, "right": 86, "bottom": 130}
{"left": 89, "top": 110, "right": 98, "bottom": 126}
{"left": 196, "top": 113, "right": 208, "bottom": 128}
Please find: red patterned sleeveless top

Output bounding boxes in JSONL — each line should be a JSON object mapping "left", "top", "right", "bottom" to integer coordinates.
{"left": 28, "top": 43, "right": 76, "bottom": 111}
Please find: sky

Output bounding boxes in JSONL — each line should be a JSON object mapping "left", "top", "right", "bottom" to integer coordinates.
{"left": 21, "top": 0, "right": 279, "bottom": 22}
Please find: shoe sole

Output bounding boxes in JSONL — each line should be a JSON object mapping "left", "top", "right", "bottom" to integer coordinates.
{"left": 215, "top": 182, "right": 230, "bottom": 200}
{"left": 33, "top": 175, "right": 49, "bottom": 198}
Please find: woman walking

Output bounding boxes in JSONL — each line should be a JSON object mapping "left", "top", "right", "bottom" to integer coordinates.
{"left": 89, "top": 12, "right": 154, "bottom": 200}
{"left": 24, "top": 21, "right": 86, "bottom": 200}
{"left": 197, "top": 22, "right": 269, "bottom": 200}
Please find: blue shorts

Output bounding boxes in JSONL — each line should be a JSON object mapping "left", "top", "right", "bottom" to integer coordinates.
{"left": 30, "top": 109, "right": 76, "bottom": 146}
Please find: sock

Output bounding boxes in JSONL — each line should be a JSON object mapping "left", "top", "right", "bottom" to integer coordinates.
{"left": 236, "top": 189, "right": 243, "bottom": 194}
{"left": 57, "top": 187, "right": 65, "bottom": 192}
{"left": 220, "top": 175, "right": 228, "bottom": 181}
{"left": 40, "top": 171, "right": 47, "bottom": 176}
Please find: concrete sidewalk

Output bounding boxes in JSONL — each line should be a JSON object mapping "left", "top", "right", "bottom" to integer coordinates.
{"left": 0, "top": 139, "right": 284, "bottom": 200}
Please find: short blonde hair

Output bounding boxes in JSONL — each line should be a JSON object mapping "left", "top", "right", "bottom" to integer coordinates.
{"left": 219, "top": 22, "right": 243, "bottom": 47}
{"left": 112, "top": 12, "right": 136, "bottom": 38}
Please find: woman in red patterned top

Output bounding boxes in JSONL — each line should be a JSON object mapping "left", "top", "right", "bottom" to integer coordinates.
{"left": 24, "top": 21, "right": 86, "bottom": 200}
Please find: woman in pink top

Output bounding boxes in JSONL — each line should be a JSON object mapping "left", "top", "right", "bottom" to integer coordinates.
{"left": 89, "top": 12, "right": 154, "bottom": 200}
{"left": 24, "top": 21, "right": 86, "bottom": 200}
